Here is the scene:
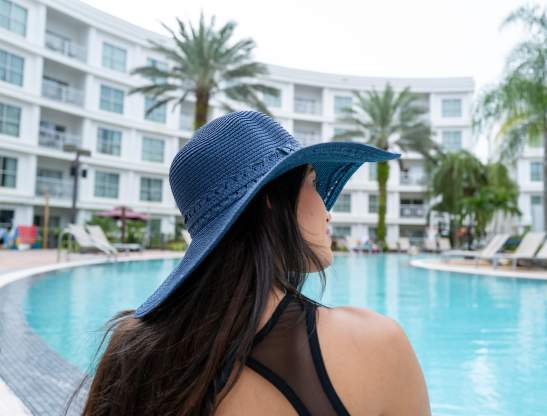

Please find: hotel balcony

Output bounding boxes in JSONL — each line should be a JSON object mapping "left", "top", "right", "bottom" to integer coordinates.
{"left": 45, "top": 30, "right": 87, "bottom": 62}
{"left": 35, "top": 176, "right": 73, "bottom": 199}
{"left": 38, "top": 127, "right": 81, "bottom": 150}
{"left": 400, "top": 175, "right": 427, "bottom": 186}
{"left": 400, "top": 204, "right": 426, "bottom": 218}
{"left": 294, "top": 97, "right": 321, "bottom": 115}
{"left": 45, "top": 7, "right": 89, "bottom": 63}
{"left": 41, "top": 78, "right": 84, "bottom": 107}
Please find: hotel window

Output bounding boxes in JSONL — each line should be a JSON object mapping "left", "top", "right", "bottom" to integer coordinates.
{"left": 332, "top": 193, "right": 351, "bottom": 213}
{"left": 530, "top": 161, "right": 542, "bottom": 182}
{"left": 334, "top": 96, "right": 352, "bottom": 115}
{"left": 146, "top": 57, "right": 168, "bottom": 82}
{"left": 0, "top": 154, "right": 17, "bottom": 188}
{"left": 0, "top": 102, "right": 20, "bottom": 137}
{"left": 144, "top": 97, "right": 167, "bottom": 123}
{"left": 94, "top": 171, "right": 119, "bottom": 198}
{"left": 0, "top": 0, "right": 27, "bottom": 36}
{"left": 368, "top": 194, "right": 379, "bottom": 213}
{"left": 531, "top": 195, "right": 542, "bottom": 206}
{"left": 368, "top": 163, "right": 377, "bottom": 181}
{"left": 140, "top": 177, "right": 163, "bottom": 202}
{"left": 142, "top": 137, "right": 164, "bottom": 163}
{"left": 100, "top": 85, "right": 124, "bottom": 114}
{"left": 0, "top": 48, "right": 23, "bottom": 86}
{"left": 442, "top": 130, "right": 462, "bottom": 151}
{"left": 332, "top": 226, "right": 351, "bottom": 238}
{"left": 263, "top": 88, "right": 281, "bottom": 108}
{"left": 441, "top": 98, "right": 462, "bottom": 118}
{"left": 102, "top": 42, "right": 127, "bottom": 72}
{"left": 180, "top": 110, "right": 193, "bottom": 131}
{"left": 97, "top": 128, "right": 122, "bottom": 156}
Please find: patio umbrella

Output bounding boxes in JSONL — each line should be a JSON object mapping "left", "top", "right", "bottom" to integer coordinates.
{"left": 96, "top": 206, "right": 149, "bottom": 242}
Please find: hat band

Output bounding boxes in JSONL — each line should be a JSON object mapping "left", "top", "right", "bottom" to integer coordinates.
{"left": 183, "top": 143, "right": 299, "bottom": 235}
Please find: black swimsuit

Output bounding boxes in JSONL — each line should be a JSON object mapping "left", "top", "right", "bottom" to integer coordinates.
{"left": 245, "top": 293, "right": 350, "bottom": 415}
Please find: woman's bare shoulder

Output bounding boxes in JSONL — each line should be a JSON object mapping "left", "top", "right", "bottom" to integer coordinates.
{"left": 317, "top": 304, "right": 403, "bottom": 348}
{"left": 316, "top": 305, "right": 431, "bottom": 415}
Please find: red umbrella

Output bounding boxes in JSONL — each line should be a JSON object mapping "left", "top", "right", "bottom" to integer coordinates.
{"left": 96, "top": 206, "right": 149, "bottom": 242}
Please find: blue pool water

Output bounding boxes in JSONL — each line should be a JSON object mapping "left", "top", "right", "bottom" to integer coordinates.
{"left": 24, "top": 255, "right": 547, "bottom": 415}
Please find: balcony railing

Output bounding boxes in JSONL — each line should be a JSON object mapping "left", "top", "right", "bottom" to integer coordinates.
{"left": 294, "top": 97, "right": 320, "bottom": 115}
{"left": 400, "top": 204, "right": 425, "bottom": 218}
{"left": 45, "top": 31, "right": 87, "bottom": 62}
{"left": 400, "top": 175, "right": 427, "bottom": 186}
{"left": 38, "top": 127, "right": 81, "bottom": 150}
{"left": 35, "top": 176, "right": 73, "bottom": 199}
{"left": 41, "top": 79, "right": 84, "bottom": 107}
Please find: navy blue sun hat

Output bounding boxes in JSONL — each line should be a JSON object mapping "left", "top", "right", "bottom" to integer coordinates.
{"left": 135, "top": 111, "right": 400, "bottom": 318}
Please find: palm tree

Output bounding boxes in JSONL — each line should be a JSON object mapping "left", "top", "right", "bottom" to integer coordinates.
{"left": 335, "top": 83, "right": 441, "bottom": 247}
{"left": 129, "top": 13, "right": 278, "bottom": 130}
{"left": 430, "top": 151, "right": 520, "bottom": 248}
{"left": 473, "top": 4, "right": 547, "bottom": 230}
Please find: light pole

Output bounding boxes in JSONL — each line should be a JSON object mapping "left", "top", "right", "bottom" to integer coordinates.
{"left": 63, "top": 144, "right": 91, "bottom": 224}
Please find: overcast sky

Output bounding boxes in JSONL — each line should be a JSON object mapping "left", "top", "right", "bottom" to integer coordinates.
{"left": 82, "top": 0, "right": 529, "bottom": 91}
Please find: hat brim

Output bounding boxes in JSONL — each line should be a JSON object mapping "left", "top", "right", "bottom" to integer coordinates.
{"left": 134, "top": 141, "right": 399, "bottom": 317}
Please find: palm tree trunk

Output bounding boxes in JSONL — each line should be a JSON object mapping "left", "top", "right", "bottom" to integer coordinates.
{"left": 543, "top": 126, "right": 547, "bottom": 232}
{"left": 194, "top": 89, "right": 210, "bottom": 130}
{"left": 377, "top": 161, "right": 389, "bottom": 248}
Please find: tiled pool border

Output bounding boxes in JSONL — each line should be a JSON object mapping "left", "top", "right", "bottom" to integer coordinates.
{"left": 0, "top": 253, "right": 182, "bottom": 416}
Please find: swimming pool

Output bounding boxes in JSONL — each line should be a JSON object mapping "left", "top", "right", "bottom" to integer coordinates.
{"left": 24, "top": 255, "right": 547, "bottom": 416}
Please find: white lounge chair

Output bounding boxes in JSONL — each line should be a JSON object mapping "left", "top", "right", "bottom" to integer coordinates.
{"left": 57, "top": 224, "right": 116, "bottom": 261}
{"left": 492, "top": 232, "right": 546, "bottom": 269}
{"left": 86, "top": 225, "right": 120, "bottom": 257}
{"left": 398, "top": 237, "right": 411, "bottom": 253}
{"left": 423, "top": 239, "right": 438, "bottom": 253}
{"left": 441, "top": 233, "right": 511, "bottom": 266}
{"left": 437, "top": 237, "right": 451, "bottom": 252}
{"left": 181, "top": 229, "right": 192, "bottom": 246}
{"left": 386, "top": 240, "right": 399, "bottom": 252}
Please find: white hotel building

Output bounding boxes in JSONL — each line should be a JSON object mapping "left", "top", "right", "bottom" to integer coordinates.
{"left": 5, "top": 0, "right": 539, "bottom": 248}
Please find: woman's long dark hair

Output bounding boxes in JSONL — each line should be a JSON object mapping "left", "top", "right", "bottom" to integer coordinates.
{"left": 68, "top": 163, "right": 328, "bottom": 415}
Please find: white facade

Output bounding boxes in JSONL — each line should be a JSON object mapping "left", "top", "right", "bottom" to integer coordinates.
{"left": 0, "top": 0, "right": 479, "bottom": 246}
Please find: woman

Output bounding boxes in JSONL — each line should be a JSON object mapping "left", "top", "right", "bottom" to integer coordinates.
{"left": 75, "top": 111, "right": 430, "bottom": 415}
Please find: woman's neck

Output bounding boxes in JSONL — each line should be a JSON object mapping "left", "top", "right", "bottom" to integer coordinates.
{"left": 256, "top": 286, "right": 286, "bottom": 333}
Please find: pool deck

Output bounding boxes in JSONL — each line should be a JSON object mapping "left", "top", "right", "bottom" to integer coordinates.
{"left": 0, "top": 249, "right": 183, "bottom": 416}
{"left": 411, "top": 257, "right": 547, "bottom": 280}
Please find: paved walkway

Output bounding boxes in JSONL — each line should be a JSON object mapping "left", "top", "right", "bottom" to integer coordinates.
{"left": 0, "top": 249, "right": 183, "bottom": 416}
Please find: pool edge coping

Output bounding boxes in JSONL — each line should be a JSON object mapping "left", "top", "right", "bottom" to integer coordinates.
{"left": 410, "top": 258, "right": 547, "bottom": 280}
{"left": 0, "top": 252, "right": 184, "bottom": 415}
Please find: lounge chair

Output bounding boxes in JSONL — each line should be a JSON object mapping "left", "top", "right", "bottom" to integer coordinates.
{"left": 437, "top": 237, "right": 451, "bottom": 252}
{"left": 423, "top": 239, "right": 438, "bottom": 253}
{"left": 181, "top": 229, "right": 192, "bottom": 246}
{"left": 492, "top": 231, "right": 546, "bottom": 269}
{"left": 386, "top": 240, "right": 398, "bottom": 252}
{"left": 440, "top": 233, "right": 511, "bottom": 266}
{"left": 397, "top": 237, "right": 411, "bottom": 253}
{"left": 86, "top": 225, "right": 121, "bottom": 257}
{"left": 530, "top": 241, "right": 547, "bottom": 266}
{"left": 57, "top": 224, "right": 116, "bottom": 261}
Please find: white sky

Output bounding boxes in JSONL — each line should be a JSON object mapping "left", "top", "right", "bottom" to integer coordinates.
{"left": 82, "top": 0, "right": 530, "bottom": 160}
{"left": 82, "top": 0, "right": 528, "bottom": 90}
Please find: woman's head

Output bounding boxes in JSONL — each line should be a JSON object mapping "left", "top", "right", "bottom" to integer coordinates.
{"left": 74, "top": 163, "right": 331, "bottom": 416}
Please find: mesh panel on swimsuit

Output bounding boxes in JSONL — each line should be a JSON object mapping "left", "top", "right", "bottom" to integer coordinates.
{"left": 246, "top": 294, "right": 350, "bottom": 416}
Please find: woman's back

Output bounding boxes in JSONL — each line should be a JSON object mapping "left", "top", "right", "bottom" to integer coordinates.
{"left": 216, "top": 293, "right": 430, "bottom": 416}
